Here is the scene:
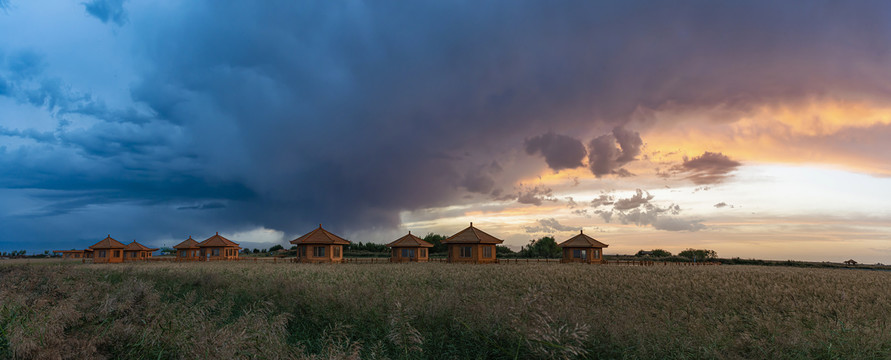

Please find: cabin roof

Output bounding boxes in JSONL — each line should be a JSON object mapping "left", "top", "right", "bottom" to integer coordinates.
{"left": 387, "top": 232, "right": 434, "bottom": 248}
{"left": 442, "top": 223, "right": 504, "bottom": 244}
{"left": 198, "top": 233, "right": 241, "bottom": 248}
{"left": 89, "top": 235, "right": 126, "bottom": 249}
{"left": 124, "top": 241, "right": 159, "bottom": 251}
{"left": 290, "top": 225, "right": 351, "bottom": 245}
{"left": 558, "top": 230, "right": 609, "bottom": 248}
{"left": 173, "top": 236, "right": 200, "bottom": 249}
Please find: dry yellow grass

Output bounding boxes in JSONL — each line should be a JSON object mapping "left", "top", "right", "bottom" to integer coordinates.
{"left": 0, "top": 262, "right": 889, "bottom": 359}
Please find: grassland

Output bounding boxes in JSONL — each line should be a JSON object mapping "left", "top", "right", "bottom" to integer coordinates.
{"left": 1, "top": 261, "right": 889, "bottom": 359}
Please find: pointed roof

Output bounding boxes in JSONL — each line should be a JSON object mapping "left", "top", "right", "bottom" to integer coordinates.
{"left": 89, "top": 235, "right": 126, "bottom": 249}
{"left": 197, "top": 232, "right": 241, "bottom": 248}
{"left": 558, "top": 230, "right": 609, "bottom": 248}
{"left": 124, "top": 241, "right": 159, "bottom": 252}
{"left": 290, "top": 225, "right": 351, "bottom": 245}
{"left": 173, "top": 236, "right": 200, "bottom": 249}
{"left": 387, "top": 232, "right": 433, "bottom": 248}
{"left": 442, "top": 223, "right": 504, "bottom": 244}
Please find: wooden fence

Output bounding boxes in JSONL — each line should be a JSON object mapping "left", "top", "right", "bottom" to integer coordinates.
{"left": 605, "top": 260, "right": 721, "bottom": 266}
{"left": 84, "top": 257, "right": 720, "bottom": 266}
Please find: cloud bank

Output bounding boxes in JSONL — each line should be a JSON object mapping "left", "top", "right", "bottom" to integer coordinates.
{"left": 3, "top": 1, "right": 891, "bottom": 249}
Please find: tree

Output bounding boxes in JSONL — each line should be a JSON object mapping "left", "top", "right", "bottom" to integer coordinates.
{"left": 160, "top": 247, "right": 176, "bottom": 255}
{"left": 495, "top": 245, "right": 515, "bottom": 254}
{"left": 678, "top": 249, "right": 717, "bottom": 261}
{"left": 636, "top": 249, "right": 671, "bottom": 257}
{"left": 348, "top": 242, "right": 388, "bottom": 253}
{"left": 252, "top": 248, "right": 260, "bottom": 254}
{"left": 519, "top": 237, "right": 561, "bottom": 258}
{"left": 423, "top": 233, "right": 448, "bottom": 253}
{"left": 290, "top": 245, "right": 298, "bottom": 250}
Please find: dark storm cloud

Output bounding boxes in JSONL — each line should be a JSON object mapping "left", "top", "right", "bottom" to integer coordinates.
{"left": 587, "top": 127, "right": 643, "bottom": 177}
{"left": 177, "top": 202, "right": 226, "bottom": 211}
{"left": 524, "top": 132, "right": 587, "bottom": 171}
{"left": 0, "top": 126, "right": 55, "bottom": 143}
{"left": 673, "top": 152, "right": 742, "bottom": 184}
{"left": 5, "top": 0, "right": 891, "bottom": 248}
{"left": 461, "top": 161, "right": 503, "bottom": 194}
{"left": 83, "top": 0, "right": 128, "bottom": 26}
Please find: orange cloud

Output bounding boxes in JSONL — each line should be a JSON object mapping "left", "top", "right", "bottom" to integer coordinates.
{"left": 638, "top": 98, "right": 891, "bottom": 176}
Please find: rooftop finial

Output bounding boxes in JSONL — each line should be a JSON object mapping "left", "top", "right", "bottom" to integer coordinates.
{"left": 319, "top": 223, "right": 322, "bottom": 228}
{"left": 216, "top": 232, "right": 219, "bottom": 235}
{"left": 408, "top": 230, "right": 411, "bottom": 235}
{"left": 580, "top": 229, "right": 583, "bottom": 234}
{"left": 470, "top": 222, "right": 473, "bottom": 227}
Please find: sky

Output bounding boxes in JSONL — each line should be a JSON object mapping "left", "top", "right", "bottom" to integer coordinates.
{"left": 1, "top": 0, "right": 891, "bottom": 262}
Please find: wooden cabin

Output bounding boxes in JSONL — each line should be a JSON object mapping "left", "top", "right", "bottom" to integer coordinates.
{"left": 557, "top": 230, "right": 608, "bottom": 264}
{"left": 197, "top": 232, "right": 241, "bottom": 260}
{"left": 53, "top": 249, "right": 92, "bottom": 259}
{"left": 387, "top": 231, "right": 433, "bottom": 262}
{"left": 173, "top": 236, "right": 201, "bottom": 260}
{"left": 290, "top": 225, "right": 350, "bottom": 263}
{"left": 89, "top": 235, "right": 126, "bottom": 263}
{"left": 442, "top": 223, "right": 503, "bottom": 264}
{"left": 123, "top": 241, "right": 158, "bottom": 261}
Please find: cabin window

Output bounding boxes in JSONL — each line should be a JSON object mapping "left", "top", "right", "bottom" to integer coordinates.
{"left": 483, "top": 246, "right": 492, "bottom": 258}
{"left": 129, "top": 252, "right": 136, "bottom": 258}
{"left": 192, "top": 250, "right": 197, "bottom": 257}
{"left": 594, "top": 249, "right": 600, "bottom": 258}
{"left": 113, "top": 250, "right": 120, "bottom": 257}
{"left": 333, "top": 246, "right": 341, "bottom": 257}
{"left": 401, "top": 249, "right": 415, "bottom": 258}
{"left": 98, "top": 250, "right": 106, "bottom": 258}
{"left": 299, "top": 246, "right": 306, "bottom": 257}
{"left": 573, "top": 249, "right": 587, "bottom": 259}
{"left": 420, "top": 249, "right": 427, "bottom": 257}
{"left": 460, "top": 246, "right": 472, "bottom": 258}
{"left": 313, "top": 246, "right": 326, "bottom": 257}
{"left": 212, "top": 249, "right": 220, "bottom": 256}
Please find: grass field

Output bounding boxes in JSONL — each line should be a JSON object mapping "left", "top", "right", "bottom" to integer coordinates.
{"left": 1, "top": 261, "right": 889, "bottom": 359}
